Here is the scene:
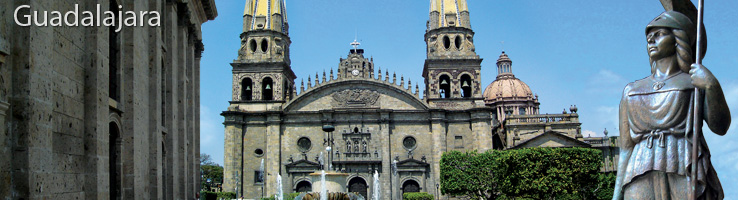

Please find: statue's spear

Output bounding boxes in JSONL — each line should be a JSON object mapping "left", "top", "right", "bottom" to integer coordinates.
{"left": 658, "top": 0, "right": 705, "bottom": 199}
{"left": 692, "top": 0, "right": 705, "bottom": 199}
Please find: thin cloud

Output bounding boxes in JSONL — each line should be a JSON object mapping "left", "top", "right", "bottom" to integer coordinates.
{"left": 586, "top": 69, "right": 628, "bottom": 95}
{"left": 583, "top": 130, "right": 599, "bottom": 138}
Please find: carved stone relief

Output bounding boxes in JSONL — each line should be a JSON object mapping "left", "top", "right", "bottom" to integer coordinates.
{"left": 331, "top": 89, "right": 380, "bottom": 107}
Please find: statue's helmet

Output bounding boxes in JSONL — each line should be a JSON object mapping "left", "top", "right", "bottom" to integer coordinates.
{"left": 646, "top": 11, "right": 696, "bottom": 45}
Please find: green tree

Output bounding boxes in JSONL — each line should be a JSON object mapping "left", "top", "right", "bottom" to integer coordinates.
{"left": 200, "top": 153, "right": 223, "bottom": 191}
{"left": 490, "top": 148, "right": 601, "bottom": 199}
{"left": 591, "top": 172, "right": 616, "bottom": 200}
{"left": 200, "top": 153, "right": 216, "bottom": 166}
{"left": 440, "top": 148, "right": 605, "bottom": 200}
{"left": 440, "top": 150, "right": 499, "bottom": 200}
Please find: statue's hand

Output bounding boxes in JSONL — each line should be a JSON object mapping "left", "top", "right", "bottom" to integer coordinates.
{"left": 689, "top": 63, "right": 718, "bottom": 90}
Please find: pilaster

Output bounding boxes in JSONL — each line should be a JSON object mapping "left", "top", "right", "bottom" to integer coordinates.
{"left": 265, "top": 113, "right": 282, "bottom": 196}
{"left": 471, "top": 110, "right": 493, "bottom": 151}
{"left": 429, "top": 110, "right": 447, "bottom": 199}
{"left": 379, "top": 111, "right": 392, "bottom": 200}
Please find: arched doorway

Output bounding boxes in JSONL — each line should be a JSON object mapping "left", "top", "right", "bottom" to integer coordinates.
{"left": 296, "top": 181, "right": 312, "bottom": 193}
{"left": 402, "top": 180, "right": 420, "bottom": 194}
{"left": 348, "top": 177, "right": 368, "bottom": 199}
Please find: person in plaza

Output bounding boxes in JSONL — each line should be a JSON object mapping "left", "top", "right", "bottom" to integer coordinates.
{"left": 612, "top": 4, "right": 731, "bottom": 199}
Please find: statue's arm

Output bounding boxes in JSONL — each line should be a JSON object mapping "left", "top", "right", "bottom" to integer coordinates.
{"left": 613, "top": 85, "right": 635, "bottom": 200}
{"left": 690, "top": 64, "right": 731, "bottom": 135}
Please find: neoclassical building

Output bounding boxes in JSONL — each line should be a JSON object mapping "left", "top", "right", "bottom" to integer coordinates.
{"left": 0, "top": 0, "right": 216, "bottom": 199}
{"left": 222, "top": 1, "right": 615, "bottom": 199}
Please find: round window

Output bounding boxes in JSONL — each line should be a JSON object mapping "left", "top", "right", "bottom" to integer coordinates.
{"left": 297, "top": 137, "right": 311, "bottom": 152}
{"left": 254, "top": 149, "right": 264, "bottom": 157}
{"left": 403, "top": 136, "right": 417, "bottom": 150}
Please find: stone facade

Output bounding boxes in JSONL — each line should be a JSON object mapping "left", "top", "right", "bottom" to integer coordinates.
{"left": 0, "top": 0, "right": 216, "bottom": 199}
{"left": 223, "top": 1, "right": 617, "bottom": 199}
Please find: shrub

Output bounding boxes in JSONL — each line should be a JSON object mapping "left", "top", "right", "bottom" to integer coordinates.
{"left": 403, "top": 192, "right": 434, "bottom": 200}
{"left": 218, "top": 192, "right": 236, "bottom": 200}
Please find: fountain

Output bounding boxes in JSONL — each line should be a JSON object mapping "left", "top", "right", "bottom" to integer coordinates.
{"left": 391, "top": 159, "right": 398, "bottom": 200}
{"left": 276, "top": 174, "right": 283, "bottom": 200}
{"left": 259, "top": 159, "right": 265, "bottom": 179}
{"left": 292, "top": 125, "right": 364, "bottom": 200}
{"left": 320, "top": 169, "right": 327, "bottom": 200}
{"left": 372, "top": 171, "right": 380, "bottom": 200}
{"left": 294, "top": 192, "right": 364, "bottom": 200}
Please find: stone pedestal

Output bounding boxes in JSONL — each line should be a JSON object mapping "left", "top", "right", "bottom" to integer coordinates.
{"left": 309, "top": 171, "right": 349, "bottom": 193}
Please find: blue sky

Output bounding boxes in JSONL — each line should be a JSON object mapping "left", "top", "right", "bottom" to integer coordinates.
{"left": 199, "top": 1, "right": 738, "bottom": 197}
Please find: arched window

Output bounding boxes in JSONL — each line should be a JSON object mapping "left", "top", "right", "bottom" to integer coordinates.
{"left": 460, "top": 74, "right": 472, "bottom": 98}
{"left": 241, "top": 78, "right": 253, "bottom": 101}
{"left": 439, "top": 75, "right": 451, "bottom": 98}
{"left": 109, "top": 122, "right": 122, "bottom": 200}
{"left": 262, "top": 77, "right": 273, "bottom": 100}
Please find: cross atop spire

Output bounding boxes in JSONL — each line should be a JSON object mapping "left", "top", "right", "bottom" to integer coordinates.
{"left": 350, "top": 39, "right": 361, "bottom": 51}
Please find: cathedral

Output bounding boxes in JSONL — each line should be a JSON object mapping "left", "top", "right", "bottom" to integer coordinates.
{"left": 222, "top": 0, "right": 616, "bottom": 199}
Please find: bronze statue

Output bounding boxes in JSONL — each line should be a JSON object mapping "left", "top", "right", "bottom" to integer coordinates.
{"left": 613, "top": 1, "right": 731, "bottom": 199}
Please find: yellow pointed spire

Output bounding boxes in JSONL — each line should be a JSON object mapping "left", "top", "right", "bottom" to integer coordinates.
{"left": 428, "top": 0, "right": 470, "bottom": 30}
{"left": 243, "top": 0, "right": 288, "bottom": 33}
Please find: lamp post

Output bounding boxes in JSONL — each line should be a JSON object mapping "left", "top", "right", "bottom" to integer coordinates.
{"left": 435, "top": 183, "right": 440, "bottom": 200}
{"left": 235, "top": 180, "right": 239, "bottom": 199}
{"left": 322, "top": 124, "right": 335, "bottom": 171}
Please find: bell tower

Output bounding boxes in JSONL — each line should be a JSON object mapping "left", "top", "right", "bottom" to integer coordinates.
{"left": 232, "top": 0, "right": 295, "bottom": 102}
{"left": 422, "top": 0, "right": 483, "bottom": 109}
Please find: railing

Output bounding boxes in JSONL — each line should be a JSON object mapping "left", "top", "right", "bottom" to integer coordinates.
{"left": 505, "top": 113, "right": 579, "bottom": 124}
